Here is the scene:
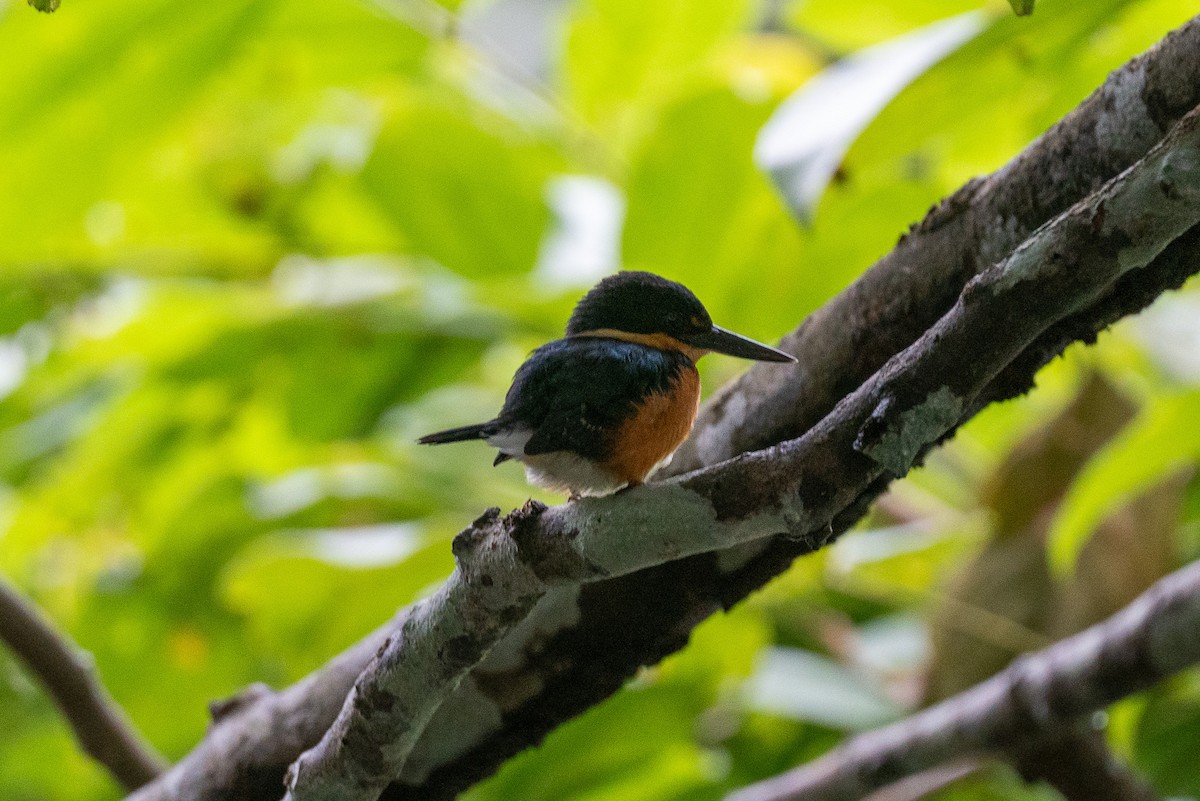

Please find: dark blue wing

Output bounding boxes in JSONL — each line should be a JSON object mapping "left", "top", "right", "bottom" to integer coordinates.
{"left": 499, "top": 337, "right": 687, "bottom": 460}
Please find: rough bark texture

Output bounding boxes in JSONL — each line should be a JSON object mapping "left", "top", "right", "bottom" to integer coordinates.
{"left": 299, "top": 103, "right": 1200, "bottom": 800}
{"left": 725, "top": 559, "right": 1200, "bottom": 801}
{"left": 282, "top": 506, "right": 548, "bottom": 801}
{"left": 0, "top": 576, "right": 167, "bottom": 791}
{"left": 382, "top": 18, "right": 1200, "bottom": 801}
{"left": 671, "top": 14, "right": 1200, "bottom": 474}
{"left": 1012, "top": 728, "right": 1161, "bottom": 801}
{"left": 283, "top": 462, "right": 869, "bottom": 801}
{"left": 119, "top": 17, "right": 1200, "bottom": 801}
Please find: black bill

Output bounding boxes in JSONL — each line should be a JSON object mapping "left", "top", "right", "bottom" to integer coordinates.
{"left": 686, "top": 325, "right": 796, "bottom": 363}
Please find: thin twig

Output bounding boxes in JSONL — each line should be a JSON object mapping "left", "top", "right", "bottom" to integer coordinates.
{"left": 860, "top": 757, "right": 983, "bottom": 801}
{"left": 726, "top": 558, "right": 1200, "bottom": 801}
{"left": 0, "top": 574, "right": 167, "bottom": 790}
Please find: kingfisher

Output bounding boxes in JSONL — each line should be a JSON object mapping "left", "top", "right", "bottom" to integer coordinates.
{"left": 419, "top": 271, "right": 795, "bottom": 497}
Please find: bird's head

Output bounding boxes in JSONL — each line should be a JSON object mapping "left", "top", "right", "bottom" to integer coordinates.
{"left": 565, "top": 271, "right": 796, "bottom": 363}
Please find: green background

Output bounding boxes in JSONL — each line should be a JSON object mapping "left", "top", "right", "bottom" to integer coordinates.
{"left": 1, "top": 0, "right": 1199, "bottom": 798}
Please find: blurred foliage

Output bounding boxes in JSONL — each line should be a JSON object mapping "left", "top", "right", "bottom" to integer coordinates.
{"left": 924, "top": 374, "right": 1182, "bottom": 703}
{"left": 1, "top": 0, "right": 1199, "bottom": 800}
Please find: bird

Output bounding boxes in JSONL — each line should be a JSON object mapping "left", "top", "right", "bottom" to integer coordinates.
{"left": 418, "top": 271, "right": 796, "bottom": 497}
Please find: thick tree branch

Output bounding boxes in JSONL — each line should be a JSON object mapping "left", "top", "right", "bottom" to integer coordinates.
{"left": 384, "top": 217, "right": 1200, "bottom": 801}
{"left": 282, "top": 104, "right": 1200, "bottom": 800}
{"left": 725, "top": 558, "right": 1200, "bottom": 801}
{"left": 282, "top": 476, "right": 819, "bottom": 801}
{"left": 669, "top": 14, "right": 1200, "bottom": 476}
{"left": 281, "top": 508, "right": 548, "bottom": 801}
{"left": 1010, "top": 728, "right": 1160, "bottom": 801}
{"left": 382, "top": 18, "right": 1200, "bottom": 799}
{"left": 0, "top": 574, "right": 166, "bottom": 790}
{"left": 121, "top": 18, "right": 1200, "bottom": 801}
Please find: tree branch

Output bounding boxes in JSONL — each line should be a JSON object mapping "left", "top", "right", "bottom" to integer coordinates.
{"left": 1010, "top": 727, "right": 1160, "bottom": 801}
{"left": 0, "top": 574, "right": 166, "bottom": 791}
{"left": 860, "top": 758, "right": 982, "bottom": 801}
{"left": 125, "top": 221, "right": 1200, "bottom": 801}
{"left": 725, "top": 558, "right": 1200, "bottom": 801}
{"left": 380, "top": 18, "right": 1200, "bottom": 799}
{"left": 282, "top": 477, "right": 821, "bottom": 801}
{"left": 281, "top": 103, "right": 1200, "bottom": 800}
{"left": 120, "top": 17, "right": 1200, "bottom": 801}
{"left": 669, "top": 14, "right": 1200, "bottom": 477}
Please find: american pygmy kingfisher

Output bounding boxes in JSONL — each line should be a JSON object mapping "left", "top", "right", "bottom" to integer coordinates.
{"left": 419, "top": 271, "right": 796, "bottom": 497}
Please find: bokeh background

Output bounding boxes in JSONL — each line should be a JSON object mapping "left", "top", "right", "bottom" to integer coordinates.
{"left": 2, "top": 0, "right": 1200, "bottom": 798}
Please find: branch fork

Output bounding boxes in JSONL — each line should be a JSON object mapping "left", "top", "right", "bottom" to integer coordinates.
{"left": 117, "top": 17, "right": 1200, "bottom": 801}
{"left": 278, "top": 102, "right": 1200, "bottom": 801}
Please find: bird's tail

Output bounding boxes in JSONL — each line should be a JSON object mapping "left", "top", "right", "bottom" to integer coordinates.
{"left": 418, "top": 422, "right": 491, "bottom": 445}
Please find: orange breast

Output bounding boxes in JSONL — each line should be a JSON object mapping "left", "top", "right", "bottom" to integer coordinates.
{"left": 602, "top": 366, "right": 701, "bottom": 485}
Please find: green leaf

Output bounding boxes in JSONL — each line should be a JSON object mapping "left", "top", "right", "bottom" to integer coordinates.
{"left": 0, "top": 273, "right": 99, "bottom": 336}
{"left": 1134, "top": 678, "right": 1200, "bottom": 796}
{"left": 622, "top": 88, "right": 808, "bottom": 341}
{"left": 27, "top": 0, "right": 60, "bottom": 12}
{"left": 361, "top": 98, "right": 559, "bottom": 278}
{"left": 220, "top": 525, "right": 456, "bottom": 676}
{"left": 1048, "top": 390, "right": 1200, "bottom": 575}
{"left": 1009, "top": 0, "right": 1036, "bottom": 15}
{"left": 756, "top": 12, "right": 986, "bottom": 223}
{"left": 466, "top": 683, "right": 710, "bottom": 801}
{"left": 562, "top": 0, "right": 754, "bottom": 146}
{"left": 0, "top": 0, "right": 272, "bottom": 261}
{"left": 787, "top": 0, "right": 984, "bottom": 51}
{"left": 830, "top": 0, "right": 1155, "bottom": 221}
{"left": 0, "top": 0, "right": 429, "bottom": 269}
{"left": 745, "top": 647, "right": 903, "bottom": 730}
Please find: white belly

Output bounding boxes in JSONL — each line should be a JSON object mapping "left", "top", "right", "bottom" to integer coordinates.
{"left": 521, "top": 452, "right": 625, "bottom": 496}
{"left": 486, "top": 427, "right": 625, "bottom": 496}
